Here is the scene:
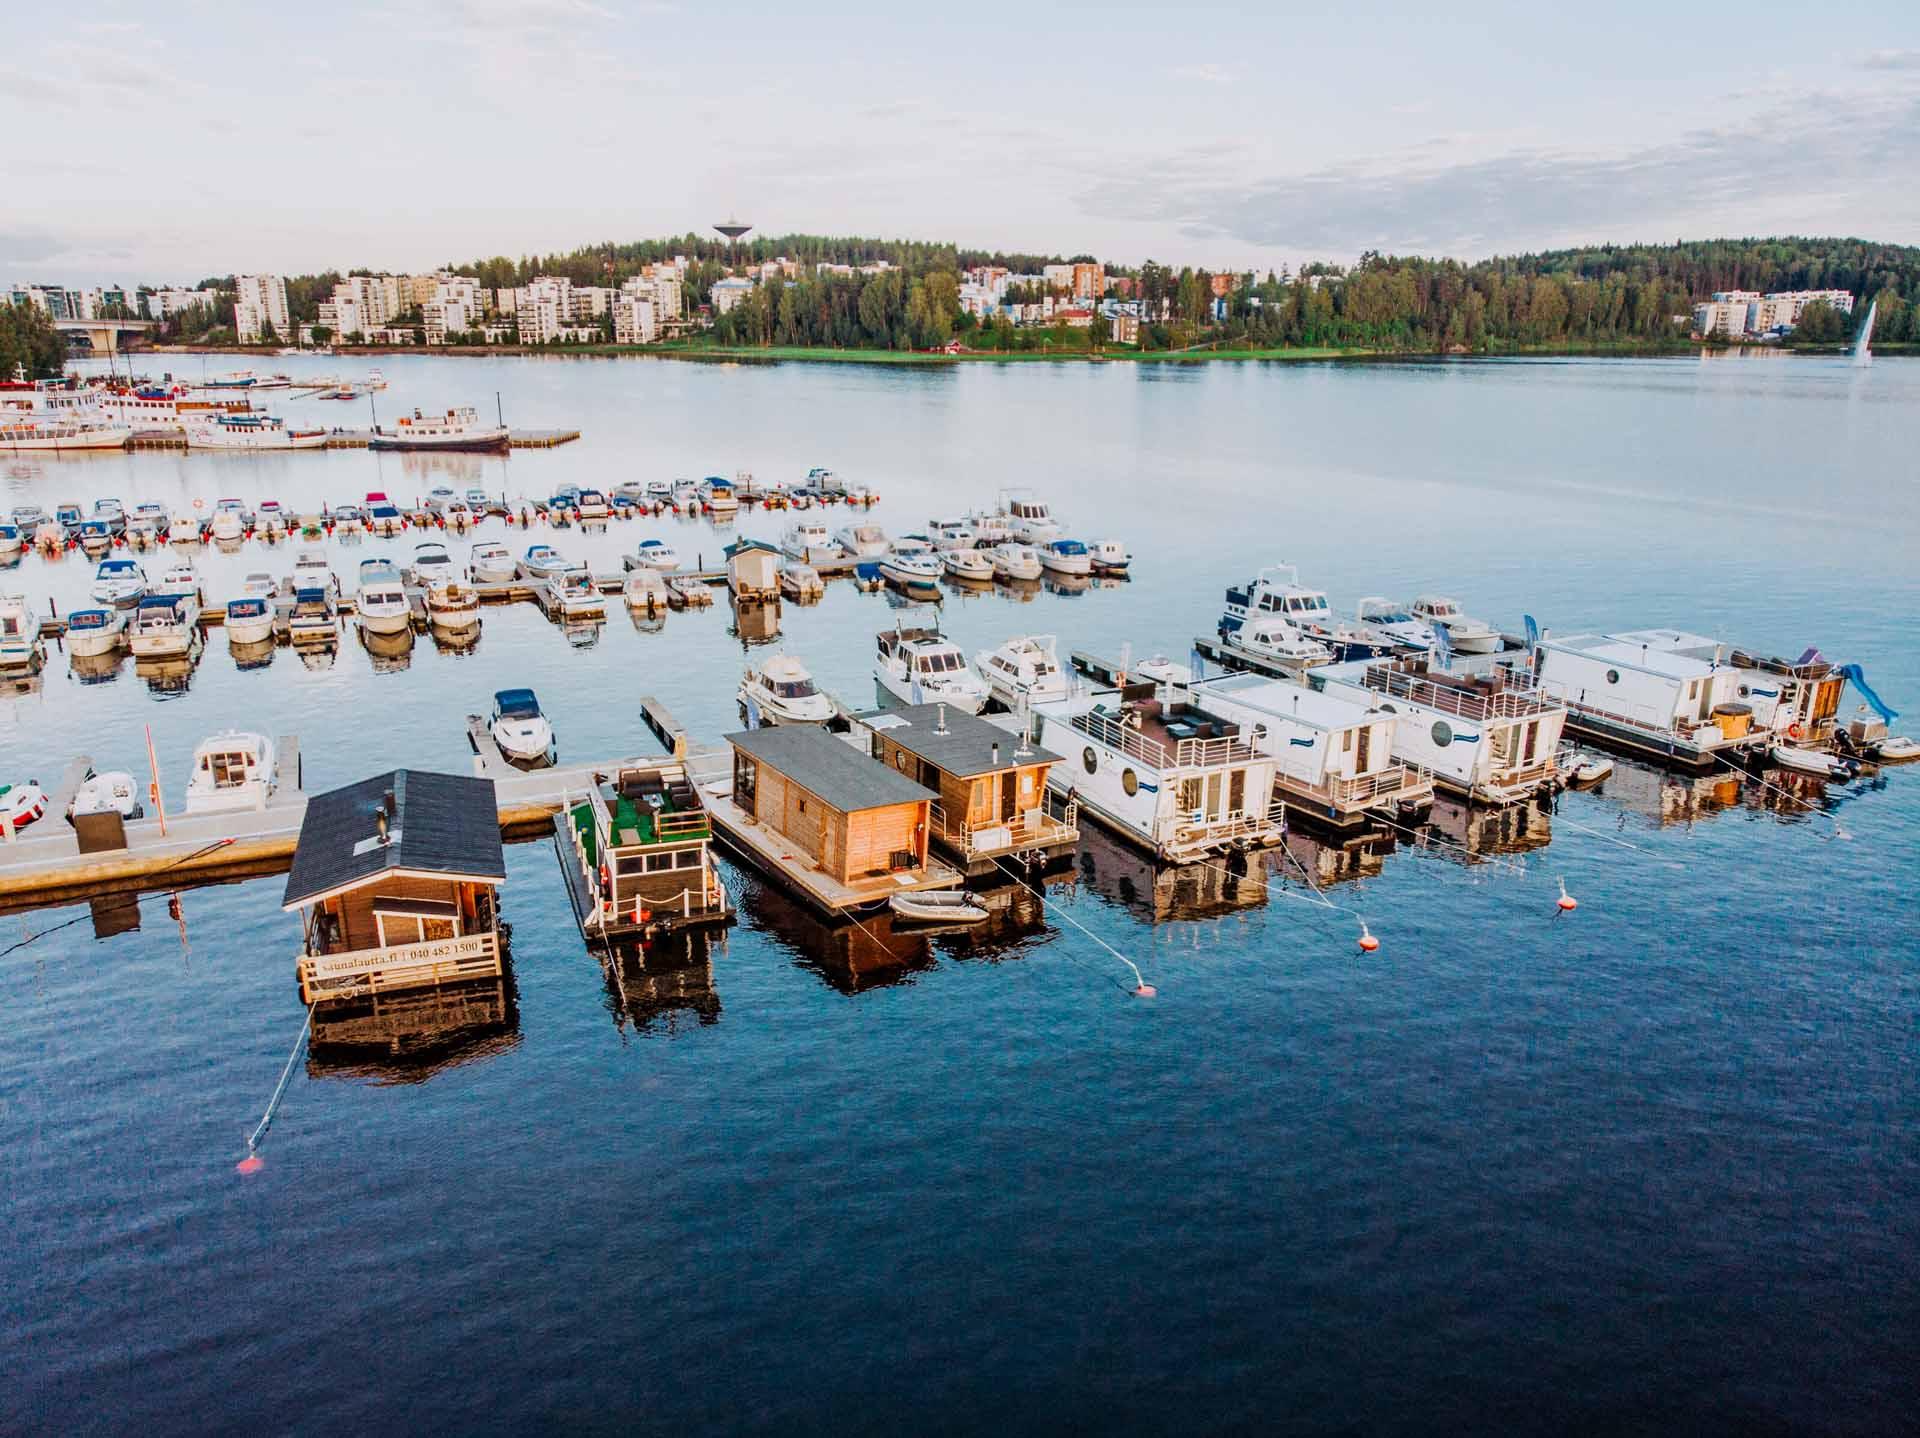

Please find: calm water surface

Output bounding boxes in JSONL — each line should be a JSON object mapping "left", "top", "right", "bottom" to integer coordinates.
{"left": 4, "top": 353, "right": 1917, "bottom": 1433}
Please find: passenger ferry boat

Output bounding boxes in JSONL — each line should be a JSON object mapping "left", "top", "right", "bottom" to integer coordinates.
{"left": 875, "top": 619, "right": 990, "bottom": 713}
{"left": 0, "top": 384, "right": 132, "bottom": 450}
{"left": 974, "top": 635, "right": 1071, "bottom": 710}
{"left": 1530, "top": 629, "right": 1765, "bottom": 769}
{"left": 1188, "top": 672, "right": 1435, "bottom": 827}
{"left": 739, "top": 654, "right": 836, "bottom": 725}
{"left": 185, "top": 412, "right": 328, "bottom": 450}
{"left": 183, "top": 731, "right": 276, "bottom": 813}
{"left": 1025, "top": 661, "right": 1284, "bottom": 862}
{"left": 1221, "top": 565, "right": 1396, "bottom": 662}
{"left": 96, "top": 384, "right": 253, "bottom": 432}
{"left": 368, "top": 406, "right": 509, "bottom": 452}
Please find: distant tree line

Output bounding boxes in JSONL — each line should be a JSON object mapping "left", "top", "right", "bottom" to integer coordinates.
{"left": 0, "top": 303, "right": 65, "bottom": 379}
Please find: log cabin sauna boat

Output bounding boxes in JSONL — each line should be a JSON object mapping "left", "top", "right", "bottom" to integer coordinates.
{"left": 555, "top": 760, "right": 732, "bottom": 945}
{"left": 284, "top": 769, "right": 507, "bottom": 1005}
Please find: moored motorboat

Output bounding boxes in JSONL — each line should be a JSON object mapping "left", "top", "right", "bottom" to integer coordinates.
{"left": 1409, "top": 594, "right": 1501, "bottom": 654}
{"left": 0, "top": 595, "right": 45, "bottom": 668}
{"left": 835, "top": 522, "right": 889, "bottom": 558}
{"left": 739, "top": 654, "right": 835, "bottom": 725}
{"left": 224, "top": 595, "right": 275, "bottom": 645}
{"left": 1088, "top": 539, "right": 1132, "bottom": 575}
{"left": 183, "top": 731, "right": 276, "bottom": 813}
{"left": 292, "top": 548, "right": 338, "bottom": 597}
{"left": 1039, "top": 539, "right": 1092, "bottom": 577}
{"left": 409, "top": 541, "right": 458, "bottom": 588}
{"left": 629, "top": 538, "right": 680, "bottom": 572}
{"left": 623, "top": 568, "right": 669, "bottom": 612}
{"left": 91, "top": 558, "right": 147, "bottom": 608}
{"left": 1770, "top": 744, "right": 1859, "bottom": 781}
{"left": 469, "top": 541, "right": 516, "bottom": 584}
{"left": 990, "top": 543, "right": 1042, "bottom": 582}
{"left": 490, "top": 688, "right": 554, "bottom": 763}
{"left": 255, "top": 499, "right": 290, "bottom": 535}
{"left": 63, "top": 607, "right": 126, "bottom": 657}
{"left": 781, "top": 560, "right": 825, "bottom": 601}
{"left": 426, "top": 577, "right": 482, "bottom": 632}
{"left": 367, "top": 406, "right": 509, "bottom": 452}
{"left": 942, "top": 547, "right": 994, "bottom": 583}
{"left": 1565, "top": 751, "right": 1616, "bottom": 787}
{"left": 879, "top": 536, "right": 941, "bottom": 590}
{"left": 545, "top": 567, "right": 606, "bottom": 621}
{"left": 974, "top": 634, "right": 1070, "bottom": 710}
{"left": 520, "top": 543, "right": 569, "bottom": 580}
{"left": 875, "top": 619, "right": 989, "bottom": 713}
{"left": 781, "top": 521, "right": 839, "bottom": 565}
{"left": 286, "top": 587, "right": 340, "bottom": 646}
{"left": 355, "top": 559, "right": 412, "bottom": 636}
{"left": 1217, "top": 615, "right": 1334, "bottom": 675}
{"left": 70, "top": 770, "right": 140, "bottom": 819}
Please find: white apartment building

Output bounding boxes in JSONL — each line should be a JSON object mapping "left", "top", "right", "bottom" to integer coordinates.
{"left": 571, "top": 286, "right": 616, "bottom": 321}
{"left": 620, "top": 272, "right": 682, "bottom": 324}
{"left": 511, "top": 276, "right": 576, "bottom": 343}
{"left": 711, "top": 277, "right": 754, "bottom": 315}
{"left": 1042, "top": 263, "right": 1075, "bottom": 293}
{"left": 145, "top": 288, "right": 206, "bottom": 320}
{"left": 1695, "top": 287, "right": 1854, "bottom": 338}
{"left": 234, "top": 274, "right": 290, "bottom": 343}
{"left": 613, "top": 295, "right": 657, "bottom": 345}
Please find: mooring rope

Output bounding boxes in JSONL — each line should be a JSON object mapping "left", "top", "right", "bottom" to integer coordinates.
{"left": 240, "top": 1004, "right": 314, "bottom": 1169}
{"left": 991, "top": 858, "right": 1152, "bottom": 994}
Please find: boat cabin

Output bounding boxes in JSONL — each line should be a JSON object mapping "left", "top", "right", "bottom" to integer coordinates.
{"left": 561, "top": 760, "right": 731, "bottom": 942}
{"left": 724, "top": 725, "right": 949, "bottom": 904}
{"left": 725, "top": 538, "right": 781, "bottom": 601}
{"left": 1632, "top": 630, "right": 1849, "bottom": 745}
{"left": 184, "top": 731, "right": 277, "bottom": 813}
{"left": 1190, "top": 673, "right": 1433, "bottom": 826}
{"left": 1532, "top": 630, "right": 1757, "bottom": 767}
{"left": 1315, "top": 655, "right": 1567, "bottom": 803}
{"left": 859, "top": 703, "right": 1079, "bottom": 874}
{"left": 283, "top": 769, "right": 506, "bottom": 1004}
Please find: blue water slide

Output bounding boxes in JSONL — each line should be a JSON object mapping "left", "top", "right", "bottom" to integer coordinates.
{"left": 1835, "top": 664, "right": 1899, "bottom": 722}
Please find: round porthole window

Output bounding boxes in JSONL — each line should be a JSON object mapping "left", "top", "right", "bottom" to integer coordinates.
{"left": 1082, "top": 746, "right": 1098, "bottom": 775}
{"left": 1379, "top": 702, "right": 1397, "bottom": 713}
{"left": 895, "top": 751, "right": 907, "bottom": 771}
{"left": 1122, "top": 768, "right": 1139, "bottom": 796}
{"left": 1251, "top": 723, "right": 1267, "bottom": 741}
{"left": 1431, "top": 720, "right": 1453, "bottom": 746}
{"left": 1606, "top": 668, "right": 1621, "bottom": 685}
{"left": 1738, "top": 684, "right": 1750, "bottom": 697}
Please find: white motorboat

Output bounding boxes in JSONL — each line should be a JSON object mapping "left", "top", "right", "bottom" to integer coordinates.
{"left": 490, "top": 689, "right": 553, "bottom": 763}
{"left": 1001, "top": 490, "right": 1061, "bottom": 545}
{"left": 469, "top": 541, "right": 516, "bottom": 584}
{"left": 696, "top": 477, "right": 738, "bottom": 515}
{"left": 63, "top": 607, "right": 126, "bottom": 657}
{"left": 366, "top": 496, "right": 404, "bottom": 535}
{"left": 156, "top": 560, "right": 203, "bottom": 604}
{"left": 292, "top": 548, "right": 338, "bottom": 596}
{"left": 1219, "top": 615, "right": 1335, "bottom": 674}
{"left": 1088, "top": 540, "right": 1131, "bottom": 575}
{"left": 128, "top": 592, "right": 200, "bottom": 658}
{"left": 355, "top": 559, "right": 412, "bottom": 636}
{"left": 575, "top": 488, "right": 610, "bottom": 521}
{"left": 210, "top": 498, "right": 251, "bottom": 540}
{"left": 974, "top": 634, "right": 1070, "bottom": 710}
{"left": 10, "top": 504, "right": 45, "bottom": 535}
{"left": 166, "top": 507, "right": 201, "bottom": 545}
{"left": 0, "top": 780, "right": 49, "bottom": 829}
{"left": 520, "top": 543, "right": 569, "bottom": 580}
{"left": 1354, "top": 597, "right": 1438, "bottom": 651}
{"left": 464, "top": 487, "right": 490, "bottom": 514}
{"left": 630, "top": 539, "right": 680, "bottom": 572}
{"left": 643, "top": 479, "right": 673, "bottom": 507}
{"left": 125, "top": 504, "right": 165, "bottom": 542}
{"left": 441, "top": 499, "right": 473, "bottom": 530}
{"left": 739, "top": 654, "right": 835, "bottom": 725}
{"left": 623, "top": 568, "right": 669, "bottom": 612}
{"left": 1564, "top": 751, "right": 1615, "bottom": 786}
{"left": 1223, "top": 565, "right": 1396, "bottom": 662}
{"left": 942, "top": 547, "right": 994, "bottom": 583}
{"left": 183, "top": 732, "right": 276, "bottom": 813}
{"left": 286, "top": 587, "right": 339, "bottom": 646}
{"left": 255, "top": 499, "right": 290, "bottom": 535}
{"left": 426, "top": 578, "right": 481, "bottom": 632}
{"left": 185, "top": 413, "right": 328, "bottom": 450}
{"left": 990, "top": 543, "right": 1042, "bottom": 582}
{"left": 90, "top": 498, "right": 127, "bottom": 535}
{"left": 879, "top": 536, "right": 941, "bottom": 589}
{"left": 927, "top": 518, "right": 976, "bottom": 551}
{"left": 888, "top": 889, "right": 989, "bottom": 925}
{"left": 34, "top": 518, "right": 66, "bottom": 550}
{"left": 241, "top": 571, "right": 277, "bottom": 600}
{"left": 1410, "top": 594, "right": 1502, "bottom": 654}
{"left": 0, "top": 523, "right": 20, "bottom": 557}
{"left": 545, "top": 567, "right": 605, "bottom": 621}
{"left": 781, "top": 561, "right": 825, "bottom": 601}
{"left": 835, "top": 522, "right": 889, "bottom": 558}
{"left": 1039, "top": 539, "right": 1091, "bottom": 577}
{"left": 424, "top": 487, "right": 458, "bottom": 514}
{"left": 875, "top": 621, "right": 989, "bottom": 713}
{"left": 367, "top": 407, "right": 509, "bottom": 452}
{"left": 410, "top": 542, "right": 458, "bottom": 587}
{"left": 223, "top": 595, "right": 275, "bottom": 645}
{"left": 90, "top": 558, "right": 147, "bottom": 608}
{"left": 70, "top": 770, "right": 141, "bottom": 820}
{"left": 782, "top": 521, "right": 839, "bottom": 565}
{"left": 331, "top": 503, "right": 366, "bottom": 535}
{"left": 670, "top": 479, "right": 699, "bottom": 511}
{"left": 1770, "top": 744, "right": 1858, "bottom": 781}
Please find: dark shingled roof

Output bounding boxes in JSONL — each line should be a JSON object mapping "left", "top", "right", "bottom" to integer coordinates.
{"left": 725, "top": 726, "right": 934, "bottom": 812}
{"left": 861, "top": 704, "right": 1062, "bottom": 779}
{"left": 282, "top": 768, "right": 504, "bottom": 909}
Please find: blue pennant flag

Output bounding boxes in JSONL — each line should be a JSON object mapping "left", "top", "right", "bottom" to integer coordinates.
{"left": 1523, "top": 614, "right": 1540, "bottom": 650}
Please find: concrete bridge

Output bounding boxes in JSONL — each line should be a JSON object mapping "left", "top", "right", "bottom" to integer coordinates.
{"left": 54, "top": 317, "right": 155, "bottom": 353}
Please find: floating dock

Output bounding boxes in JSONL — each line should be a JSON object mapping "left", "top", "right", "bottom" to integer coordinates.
{"left": 127, "top": 428, "right": 581, "bottom": 451}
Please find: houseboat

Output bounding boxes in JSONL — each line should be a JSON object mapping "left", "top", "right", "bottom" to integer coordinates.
{"left": 63, "top": 606, "right": 125, "bottom": 657}
{"left": 183, "top": 731, "right": 276, "bottom": 813}
{"left": 739, "top": 654, "right": 836, "bottom": 725}
{"left": 184, "top": 413, "right": 328, "bottom": 450}
{"left": 875, "top": 619, "right": 989, "bottom": 713}
{"left": 724, "top": 539, "right": 782, "bottom": 602}
{"left": 858, "top": 703, "right": 1079, "bottom": 876}
{"left": 1025, "top": 664, "right": 1285, "bottom": 861}
{"left": 355, "top": 559, "right": 411, "bottom": 636}
{"left": 557, "top": 759, "right": 732, "bottom": 944}
{"left": 974, "top": 634, "right": 1071, "bottom": 710}
{"left": 1314, "top": 655, "right": 1568, "bottom": 803}
{"left": 1186, "top": 672, "right": 1434, "bottom": 827}
{"left": 709, "top": 724, "right": 963, "bottom": 914}
{"left": 1530, "top": 630, "right": 1763, "bottom": 769}
{"left": 367, "top": 406, "right": 509, "bottom": 452}
{"left": 284, "top": 769, "right": 507, "bottom": 1004}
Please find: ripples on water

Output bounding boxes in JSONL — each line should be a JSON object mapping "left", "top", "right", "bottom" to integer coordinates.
{"left": 4, "top": 354, "right": 1917, "bottom": 1433}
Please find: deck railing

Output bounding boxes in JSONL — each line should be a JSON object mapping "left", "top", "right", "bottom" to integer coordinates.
{"left": 1363, "top": 664, "right": 1558, "bottom": 721}
{"left": 297, "top": 930, "right": 500, "bottom": 1004}
{"left": 929, "top": 801, "right": 1080, "bottom": 857}
{"left": 1070, "top": 707, "right": 1255, "bottom": 770}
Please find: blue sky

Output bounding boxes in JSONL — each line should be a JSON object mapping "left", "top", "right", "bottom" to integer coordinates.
{"left": 5, "top": 0, "right": 1918, "bottom": 283}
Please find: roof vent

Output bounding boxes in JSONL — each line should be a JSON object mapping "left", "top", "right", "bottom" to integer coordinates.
{"left": 990, "top": 741, "right": 1000, "bottom": 768}
{"left": 935, "top": 703, "right": 948, "bottom": 735}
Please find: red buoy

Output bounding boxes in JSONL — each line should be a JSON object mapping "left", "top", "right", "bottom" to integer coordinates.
{"left": 236, "top": 1154, "right": 264, "bottom": 1175}
{"left": 1357, "top": 922, "right": 1379, "bottom": 953}
{"left": 1133, "top": 982, "right": 1156, "bottom": 998}
{"left": 1556, "top": 877, "right": 1578, "bottom": 912}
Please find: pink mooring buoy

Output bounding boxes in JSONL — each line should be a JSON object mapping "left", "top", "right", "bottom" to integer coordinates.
{"left": 1357, "top": 922, "right": 1380, "bottom": 953}
{"left": 1133, "top": 982, "right": 1157, "bottom": 998}
{"left": 235, "top": 1154, "right": 265, "bottom": 1175}
{"left": 1556, "top": 877, "right": 1578, "bottom": 912}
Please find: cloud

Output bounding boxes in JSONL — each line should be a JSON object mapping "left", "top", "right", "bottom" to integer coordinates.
{"left": 1859, "top": 49, "right": 1920, "bottom": 71}
{"left": 1170, "top": 63, "right": 1235, "bottom": 86}
{"left": 1075, "top": 86, "right": 1920, "bottom": 257}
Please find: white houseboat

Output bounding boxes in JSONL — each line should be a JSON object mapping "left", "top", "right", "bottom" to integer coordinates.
{"left": 1530, "top": 630, "right": 1763, "bottom": 769}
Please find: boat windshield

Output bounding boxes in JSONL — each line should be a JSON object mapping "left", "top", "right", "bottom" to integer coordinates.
{"left": 495, "top": 689, "right": 541, "bottom": 718}
{"left": 916, "top": 650, "right": 962, "bottom": 672}
{"left": 773, "top": 680, "right": 818, "bottom": 698}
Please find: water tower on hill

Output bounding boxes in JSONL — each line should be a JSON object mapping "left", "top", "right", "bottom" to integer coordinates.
{"left": 714, "top": 217, "right": 753, "bottom": 269}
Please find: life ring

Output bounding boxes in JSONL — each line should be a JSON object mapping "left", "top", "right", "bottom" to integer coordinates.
{"left": 599, "top": 863, "right": 611, "bottom": 890}
{"left": 0, "top": 781, "right": 48, "bottom": 829}
{"left": 1787, "top": 722, "right": 1804, "bottom": 740}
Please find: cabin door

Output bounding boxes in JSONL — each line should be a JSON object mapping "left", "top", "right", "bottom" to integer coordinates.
{"left": 1355, "top": 726, "right": 1371, "bottom": 772}
{"left": 1000, "top": 771, "right": 1016, "bottom": 821}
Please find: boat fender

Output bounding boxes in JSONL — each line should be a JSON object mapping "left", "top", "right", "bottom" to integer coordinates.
{"left": 599, "top": 863, "right": 611, "bottom": 891}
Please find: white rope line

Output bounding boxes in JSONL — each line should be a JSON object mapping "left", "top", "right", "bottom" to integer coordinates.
{"left": 1711, "top": 752, "right": 1850, "bottom": 835}
{"left": 245, "top": 1004, "right": 314, "bottom": 1158}
{"left": 1542, "top": 806, "right": 1651, "bottom": 854}
{"left": 992, "top": 858, "right": 1150, "bottom": 992}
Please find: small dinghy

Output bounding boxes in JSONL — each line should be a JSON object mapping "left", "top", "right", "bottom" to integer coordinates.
{"left": 70, "top": 770, "right": 141, "bottom": 819}
{"left": 851, "top": 561, "right": 885, "bottom": 592}
{"left": 888, "top": 889, "right": 990, "bottom": 925}
{"left": 0, "top": 780, "right": 48, "bottom": 830}
{"left": 1770, "top": 744, "right": 1858, "bottom": 781}
{"left": 1566, "top": 752, "right": 1614, "bottom": 787}
{"left": 1872, "top": 734, "right": 1920, "bottom": 763}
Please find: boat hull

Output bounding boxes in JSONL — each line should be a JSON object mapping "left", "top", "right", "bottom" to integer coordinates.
{"left": 369, "top": 429, "right": 510, "bottom": 452}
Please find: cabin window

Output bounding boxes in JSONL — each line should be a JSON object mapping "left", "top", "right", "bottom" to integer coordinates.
{"left": 1019, "top": 771, "right": 1034, "bottom": 797}
{"left": 797, "top": 796, "right": 807, "bottom": 814}
{"left": 1082, "top": 747, "right": 1097, "bottom": 774}
{"left": 895, "top": 752, "right": 908, "bottom": 771}
{"left": 675, "top": 849, "right": 702, "bottom": 869}
{"left": 1122, "top": 768, "right": 1138, "bottom": 796}
{"left": 211, "top": 751, "right": 250, "bottom": 786}
{"left": 644, "top": 853, "right": 673, "bottom": 873}
{"left": 422, "top": 918, "right": 456, "bottom": 942}
{"left": 1228, "top": 769, "right": 1245, "bottom": 813}
{"left": 1431, "top": 721, "right": 1453, "bottom": 747}
{"left": 735, "top": 755, "right": 758, "bottom": 814}
{"left": 1606, "top": 669, "right": 1620, "bottom": 685}
{"left": 1523, "top": 721, "right": 1539, "bottom": 762}
{"left": 1342, "top": 731, "right": 1353, "bottom": 752}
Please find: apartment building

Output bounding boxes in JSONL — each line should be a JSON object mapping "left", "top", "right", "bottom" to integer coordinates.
{"left": 234, "top": 274, "right": 290, "bottom": 342}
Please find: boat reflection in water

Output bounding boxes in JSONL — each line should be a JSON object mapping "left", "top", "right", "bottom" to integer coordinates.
{"left": 69, "top": 649, "right": 128, "bottom": 685}
{"left": 230, "top": 637, "right": 276, "bottom": 672}
{"left": 430, "top": 623, "right": 481, "bottom": 657}
{"left": 1589, "top": 755, "right": 1743, "bottom": 828}
{"left": 563, "top": 621, "right": 603, "bottom": 650}
{"left": 89, "top": 891, "right": 143, "bottom": 939}
{"left": 307, "top": 964, "right": 521, "bottom": 1084}
{"left": 597, "top": 929, "right": 722, "bottom": 1034}
{"left": 1275, "top": 824, "right": 1394, "bottom": 890}
{"left": 136, "top": 648, "right": 200, "bottom": 696}
{"left": 627, "top": 607, "right": 666, "bottom": 637}
{"left": 1415, "top": 791, "right": 1553, "bottom": 864}
{"left": 730, "top": 597, "right": 781, "bottom": 648}
{"left": 1041, "top": 572, "right": 1090, "bottom": 599}
{"left": 359, "top": 626, "right": 415, "bottom": 673}
{"left": 1073, "top": 820, "right": 1268, "bottom": 924}
{"left": 395, "top": 449, "right": 486, "bottom": 486}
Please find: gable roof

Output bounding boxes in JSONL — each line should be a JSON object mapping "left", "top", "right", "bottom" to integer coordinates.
{"left": 726, "top": 725, "right": 934, "bottom": 811}
{"left": 860, "top": 703, "right": 1061, "bottom": 778}
{"left": 282, "top": 768, "right": 503, "bottom": 910}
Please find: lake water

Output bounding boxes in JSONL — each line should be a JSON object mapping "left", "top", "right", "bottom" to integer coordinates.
{"left": 5, "top": 352, "right": 1917, "bottom": 1433}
